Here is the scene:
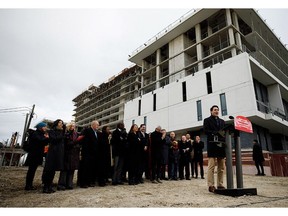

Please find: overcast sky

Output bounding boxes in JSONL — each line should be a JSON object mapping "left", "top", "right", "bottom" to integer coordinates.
{"left": 0, "top": 5, "right": 287, "bottom": 142}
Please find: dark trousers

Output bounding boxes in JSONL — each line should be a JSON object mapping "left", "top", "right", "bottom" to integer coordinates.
{"left": 25, "top": 164, "right": 38, "bottom": 187}
{"left": 179, "top": 159, "right": 190, "bottom": 179}
{"left": 171, "top": 163, "right": 178, "bottom": 179}
{"left": 255, "top": 161, "right": 265, "bottom": 174}
{"left": 194, "top": 160, "right": 204, "bottom": 178}
{"left": 58, "top": 170, "right": 75, "bottom": 188}
{"left": 42, "top": 169, "right": 56, "bottom": 188}
{"left": 151, "top": 157, "right": 161, "bottom": 180}
{"left": 112, "top": 156, "right": 124, "bottom": 184}
{"left": 78, "top": 158, "right": 97, "bottom": 187}
{"left": 190, "top": 159, "right": 195, "bottom": 177}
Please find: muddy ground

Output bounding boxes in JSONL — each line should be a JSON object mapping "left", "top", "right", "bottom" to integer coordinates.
{"left": 0, "top": 166, "right": 287, "bottom": 209}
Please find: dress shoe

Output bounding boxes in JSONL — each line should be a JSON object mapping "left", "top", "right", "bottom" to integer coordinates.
{"left": 217, "top": 186, "right": 225, "bottom": 190}
{"left": 261, "top": 173, "right": 266, "bottom": 176}
{"left": 80, "top": 185, "right": 88, "bottom": 188}
{"left": 66, "top": 186, "right": 73, "bottom": 190}
{"left": 208, "top": 186, "right": 216, "bottom": 193}
{"left": 201, "top": 177, "right": 205, "bottom": 179}
{"left": 88, "top": 183, "right": 96, "bottom": 187}
{"left": 57, "top": 185, "right": 66, "bottom": 191}
{"left": 25, "top": 186, "right": 37, "bottom": 191}
{"left": 156, "top": 179, "right": 162, "bottom": 183}
{"left": 151, "top": 180, "right": 158, "bottom": 184}
{"left": 186, "top": 177, "right": 191, "bottom": 180}
{"left": 43, "top": 187, "right": 55, "bottom": 194}
{"left": 99, "top": 183, "right": 106, "bottom": 187}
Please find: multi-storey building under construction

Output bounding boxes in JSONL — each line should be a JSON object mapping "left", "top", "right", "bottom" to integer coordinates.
{"left": 72, "top": 65, "right": 141, "bottom": 130}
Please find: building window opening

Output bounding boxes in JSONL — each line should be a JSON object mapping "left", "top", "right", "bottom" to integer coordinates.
{"left": 220, "top": 93, "right": 228, "bottom": 116}
{"left": 206, "top": 72, "right": 212, "bottom": 94}
{"left": 182, "top": 81, "right": 187, "bottom": 102}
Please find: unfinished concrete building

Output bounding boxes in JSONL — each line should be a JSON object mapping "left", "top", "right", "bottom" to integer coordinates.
{"left": 72, "top": 65, "right": 141, "bottom": 130}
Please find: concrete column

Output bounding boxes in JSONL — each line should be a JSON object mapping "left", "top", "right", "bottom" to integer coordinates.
{"left": 140, "top": 60, "right": 145, "bottom": 96}
{"left": 156, "top": 49, "right": 161, "bottom": 89}
{"left": 226, "top": 9, "right": 237, "bottom": 57}
{"left": 195, "top": 23, "right": 203, "bottom": 70}
{"left": 232, "top": 11, "right": 242, "bottom": 52}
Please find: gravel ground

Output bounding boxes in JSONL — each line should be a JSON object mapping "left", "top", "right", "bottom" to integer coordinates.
{"left": 0, "top": 166, "right": 287, "bottom": 208}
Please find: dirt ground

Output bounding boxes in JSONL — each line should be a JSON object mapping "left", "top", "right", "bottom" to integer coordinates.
{"left": 0, "top": 166, "right": 287, "bottom": 209}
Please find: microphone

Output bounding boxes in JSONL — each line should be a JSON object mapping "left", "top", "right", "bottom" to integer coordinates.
{"left": 229, "top": 116, "right": 234, "bottom": 120}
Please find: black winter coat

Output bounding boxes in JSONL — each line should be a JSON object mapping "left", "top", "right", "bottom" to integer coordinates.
{"left": 193, "top": 141, "right": 204, "bottom": 162}
{"left": 127, "top": 132, "right": 142, "bottom": 165}
{"left": 161, "top": 135, "right": 171, "bottom": 165}
{"left": 111, "top": 128, "right": 128, "bottom": 158}
{"left": 203, "top": 115, "right": 226, "bottom": 158}
{"left": 150, "top": 130, "right": 164, "bottom": 160}
{"left": 44, "top": 128, "right": 65, "bottom": 171}
{"left": 25, "top": 129, "right": 49, "bottom": 166}
{"left": 80, "top": 127, "right": 102, "bottom": 162}
{"left": 253, "top": 143, "right": 265, "bottom": 162}
{"left": 100, "top": 131, "right": 112, "bottom": 169}
{"left": 179, "top": 140, "right": 192, "bottom": 163}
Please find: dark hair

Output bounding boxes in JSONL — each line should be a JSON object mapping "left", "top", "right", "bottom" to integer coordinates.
{"left": 129, "top": 124, "right": 138, "bottom": 133}
{"left": 140, "top": 124, "right": 146, "bottom": 128}
{"left": 117, "top": 122, "right": 124, "bottom": 129}
{"left": 102, "top": 126, "right": 108, "bottom": 133}
{"left": 210, "top": 105, "right": 219, "bottom": 112}
{"left": 52, "top": 119, "right": 63, "bottom": 129}
{"left": 253, "top": 139, "right": 258, "bottom": 143}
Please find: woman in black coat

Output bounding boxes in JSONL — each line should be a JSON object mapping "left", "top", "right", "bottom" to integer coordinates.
{"left": 57, "top": 122, "right": 81, "bottom": 190}
{"left": 127, "top": 124, "right": 141, "bottom": 185}
{"left": 42, "top": 119, "right": 65, "bottom": 193}
{"left": 24, "top": 122, "right": 49, "bottom": 190}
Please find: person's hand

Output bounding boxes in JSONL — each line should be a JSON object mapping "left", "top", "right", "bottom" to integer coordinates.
{"left": 218, "top": 130, "right": 225, "bottom": 137}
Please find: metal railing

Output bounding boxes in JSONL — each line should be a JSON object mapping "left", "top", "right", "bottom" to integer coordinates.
{"left": 256, "top": 100, "right": 287, "bottom": 121}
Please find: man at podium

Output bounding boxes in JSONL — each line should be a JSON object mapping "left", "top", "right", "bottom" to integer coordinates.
{"left": 203, "top": 105, "right": 226, "bottom": 193}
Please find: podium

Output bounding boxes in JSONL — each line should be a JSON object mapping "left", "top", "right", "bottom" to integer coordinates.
{"left": 214, "top": 116, "right": 257, "bottom": 197}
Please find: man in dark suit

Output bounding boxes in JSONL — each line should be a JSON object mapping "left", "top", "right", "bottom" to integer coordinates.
{"left": 203, "top": 105, "right": 226, "bottom": 193}
{"left": 150, "top": 126, "right": 164, "bottom": 183}
{"left": 111, "top": 122, "right": 128, "bottom": 185}
{"left": 78, "top": 120, "right": 103, "bottom": 187}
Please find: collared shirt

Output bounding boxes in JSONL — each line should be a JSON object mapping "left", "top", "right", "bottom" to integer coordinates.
{"left": 93, "top": 130, "right": 98, "bottom": 139}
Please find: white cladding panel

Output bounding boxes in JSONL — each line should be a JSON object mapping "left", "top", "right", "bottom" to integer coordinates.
{"left": 124, "top": 54, "right": 262, "bottom": 133}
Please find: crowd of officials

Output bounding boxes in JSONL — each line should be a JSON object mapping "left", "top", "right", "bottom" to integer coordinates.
{"left": 24, "top": 120, "right": 205, "bottom": 193}
{"left": 24, "top": 104, "right": 265, "bottom": 194}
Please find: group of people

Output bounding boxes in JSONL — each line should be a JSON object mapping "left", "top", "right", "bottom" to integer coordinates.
{"left": 24, "top": 104, "right": 265, "bottom": 194}
{"left": 24, "top": 119, "right": 205, "bottom": 193}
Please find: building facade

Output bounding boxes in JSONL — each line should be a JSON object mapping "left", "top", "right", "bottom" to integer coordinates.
{"left": 73, "top": 65, "right": 141, "bottom": 130}
{"left": 124, "top": 8, "right": 288, "bottom": 152}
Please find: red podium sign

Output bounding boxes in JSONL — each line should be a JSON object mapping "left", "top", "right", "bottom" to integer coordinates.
{"left": 234, "top": 116, "right": 253, "bottom": 133}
